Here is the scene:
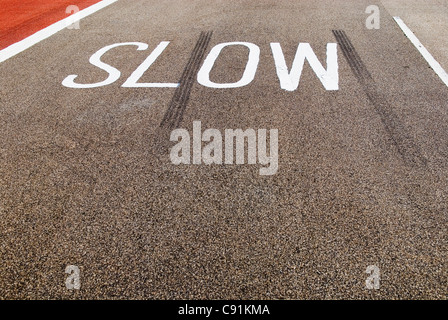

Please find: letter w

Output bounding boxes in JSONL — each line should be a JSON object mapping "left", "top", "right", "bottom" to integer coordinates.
{"left": 270, "top": 42, "right": 338, "bottom": 91}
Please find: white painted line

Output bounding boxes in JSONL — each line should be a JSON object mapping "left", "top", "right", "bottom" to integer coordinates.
{"left": 393, "top": 16, "right": 448, "bottom": 88}
{"left": 0, "top": 0, "right": 118, "bottom": 63}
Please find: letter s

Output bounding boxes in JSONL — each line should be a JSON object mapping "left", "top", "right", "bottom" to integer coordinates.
{"left": 62, "top": 42, "right": 148, "bottom": 88}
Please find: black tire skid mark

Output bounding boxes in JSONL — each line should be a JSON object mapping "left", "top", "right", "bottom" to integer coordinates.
{"left": 332, "top": 30, "right": 427, "bottom": 167}
{"left": 160, "top": 31, "right": 213, "bottom": 129}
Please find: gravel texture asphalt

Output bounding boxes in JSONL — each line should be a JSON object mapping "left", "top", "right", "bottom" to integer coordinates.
{"left": 0, "top": 0, "right": 446, "bottom": 299}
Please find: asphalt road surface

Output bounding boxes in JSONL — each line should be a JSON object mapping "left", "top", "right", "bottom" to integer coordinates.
{"left": 0, "top": 0, "right": 447, "bottom": 299}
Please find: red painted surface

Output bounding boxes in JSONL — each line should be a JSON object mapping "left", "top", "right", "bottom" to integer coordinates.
{"left": 0, "top": 0, "right": 103, "bottom": 50}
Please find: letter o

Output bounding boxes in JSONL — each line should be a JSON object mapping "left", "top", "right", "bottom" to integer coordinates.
{"left": 197, "top": 42, "right": 260, "bottom": 88}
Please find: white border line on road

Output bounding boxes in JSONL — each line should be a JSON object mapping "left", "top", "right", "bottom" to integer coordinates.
{"left": 393, "top": 16, "right": 448, "bottom": 88}
{"left": 0, "top": 0, "right": 118, "bottom": 63}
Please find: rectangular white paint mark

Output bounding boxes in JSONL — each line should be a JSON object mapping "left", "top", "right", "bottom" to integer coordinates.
{"left": 0, "top": 0, "right": 118, "bottom": 63}
{"left": 393, "top": 16, "right": 448, "bottom": 88}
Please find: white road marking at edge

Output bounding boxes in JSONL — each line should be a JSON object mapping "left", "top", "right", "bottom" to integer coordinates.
{"left": 0, "top": 0, "right": 118, "bottom": 63}
{"left": 394, "top": 16, "right": 448, "bottom": 88}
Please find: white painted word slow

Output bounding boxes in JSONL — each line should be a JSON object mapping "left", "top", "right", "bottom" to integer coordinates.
{"left": 62, "top": 41, "right": 339, "bottom": 91}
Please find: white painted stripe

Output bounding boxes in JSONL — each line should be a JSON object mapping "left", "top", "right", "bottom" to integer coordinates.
{"left": 0, "top": 0, "right": 118, "bottom": 63}
{"left": 393, "top": 16, "right": 448, "bottom": 88}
